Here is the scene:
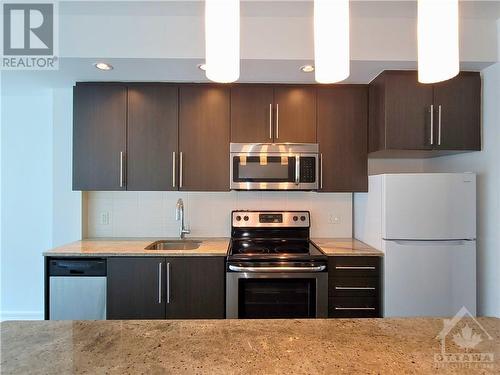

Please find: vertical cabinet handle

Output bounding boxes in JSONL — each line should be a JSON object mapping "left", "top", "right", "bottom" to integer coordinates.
{"left": 172, "top": 152, "right": 176, "bottom": 188}
{"left": 276, "top": 104, "right": 279, "bottom": 139}
{"left": 179, "top": 152, "right": 183, "bottom": 188}
{"left": 166, "top": 262, "right": 171, "bottom": 304}
{"left": 158, "top": 262, "right": 162, "bottom": 304}
{"left": 119, "top": 151, "right": 125, "bottom": 188}
{"left": 429, "top": 105, "right": 434, "bottom": 146}
{"left": 320, "top": 153, "right": 323, "bottom": 190}
{"left": 269, "top": 104, "right": 273, "bottom": 139}
{"left": 295, "top": 155, "right": 300, "bottom": 185}
{"left": 438, "top": 105, "right": 442, "bottom": 146}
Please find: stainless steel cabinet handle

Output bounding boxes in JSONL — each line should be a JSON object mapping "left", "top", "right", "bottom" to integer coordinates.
{"left": 429, "top": 104, "right": 434, "bottom": 145}
{"left": 172, "top": 152, "right": 176, "bottom": 188}
{"left": 334, "top": 307, "right": 376, "bottom": 311}
{"left": 166, "top": 262, "right": 171, "bottom": 304}
{"left": 269, "top": 104, "right": 273, "bottom": 139}
{"left": 438, "top": 105, "right": 442, "bottom": 146}
{"left": 335, "top": 266, "right": 376, "bottom": 270}
{"left": 228, "top": 265, "right": 326, "bottom": 273}
{"left": 119, "top": 151, "right": 125, "bottom": 188}
{"left": 295, "top": 155, "right": 300, "bottom": 185}
{"left": 276, "top": 103, "right": 279, "bottom": 139}
{"left": 179, "top": 152, "right": 183, "bottom": 188}
{"left": 320, "top": 153, "right": 323, "bottom": 190}
{"left": 335, "top": 286, "right": 376, "bottom": 290}
{"left": 158, "top": 262, "right": 162, "bottom": 304}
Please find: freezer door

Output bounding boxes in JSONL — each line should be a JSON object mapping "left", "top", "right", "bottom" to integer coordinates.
{"left": 383, "top": 240, "right": 476, "bottom": 317}
{"left": 383, "top": 173, "right": 476, "bottom": 240}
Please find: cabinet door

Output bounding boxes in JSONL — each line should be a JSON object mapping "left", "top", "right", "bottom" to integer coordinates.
{"left": 231, "top": 86, "right": 274, "bottom": 143}
{"left": 433, "top": 72, "right": 481, "bottom": 151}
{"left": 273, "top": 86, "right": 317, "bottom": 143}
{"left": 73, "top": 84, "right": 127, "bottom": 190}
{"left": 383, "top": 71, "right": 434, "bottom": 150}
{"left": 179, "top": 86, "right": 230, "bottom": 191}
{"left": 127, "top": 85, "right": 179, "bottom": 191}
{"left": 317, "top": 86, "right": 368, "bottom": 192}
{"left": 165, "top": 257, "right": 225, "bottom": 319}
{"left": 107, "top": 257, "right": 165, "bottom": 319}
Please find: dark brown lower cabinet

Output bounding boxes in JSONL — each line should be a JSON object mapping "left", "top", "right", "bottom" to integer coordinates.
{"left": 165, "top": 257, "right": 225, "bottom": 319}
{"left": 107, "top": 256, "right": 225, "bottom": 320}
{"left": 107, "top": 257, "right": 166, "bottom": 319}
{"left": 328, "top": 256, "right": 382, "bottom": 318}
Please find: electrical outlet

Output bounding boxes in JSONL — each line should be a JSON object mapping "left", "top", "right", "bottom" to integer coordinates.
{"left": 100, "top": 212, "right": 110, "bottom": 225}
{"left": 328, "top": 214, "right": 341, "bottom": 224}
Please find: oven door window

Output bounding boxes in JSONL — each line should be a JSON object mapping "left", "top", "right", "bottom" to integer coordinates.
{"left": 238, "top": 278, "right": 316, "bottom": 319}
{"left": 233, "top": 156, "right": 296, "bottom": 183}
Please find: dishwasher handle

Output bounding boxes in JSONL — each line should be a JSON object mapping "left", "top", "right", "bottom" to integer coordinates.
{"left": 49, "top": 259, "right": 106, "bottom": 276}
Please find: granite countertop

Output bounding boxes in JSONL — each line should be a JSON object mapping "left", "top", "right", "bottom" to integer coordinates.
{"left": 312, "top": 238, "right": 384, "bottom": 256}
{"left": 1, "top": 318, "right": 498, "bottom": 374}
{"left": 44, "top": 238, "right": 230, "bottom": 257}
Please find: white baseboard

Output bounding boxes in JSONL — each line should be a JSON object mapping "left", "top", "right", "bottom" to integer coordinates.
{"left": 0, "top": 311, "right": 44, "bottom": 321}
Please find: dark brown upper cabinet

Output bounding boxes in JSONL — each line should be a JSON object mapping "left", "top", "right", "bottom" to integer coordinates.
{"left": 273, "top": 86, "right": 317, "bottom": 143}
{"left": 73, "top": 84, "right": 127, "bottom": 190}
{"left": 230, "top": 86, "right": 274, "bottom": 143}
{"left": 230, "top": 85, "right": 317, "bottom": 144}
{"left": 433, "top": 72, "right": 481, "bottom": 151}
{"left": 179, "top": 85, "right": 231, "bottom": 191}
{"left": 369, "top": 70, "right": 481, "bottom": 156}
{"left": 318, "top": 86, "right": 368, "bottom": 192}
{"left": 127, "top": 84, "right": 179, "bottom": 191}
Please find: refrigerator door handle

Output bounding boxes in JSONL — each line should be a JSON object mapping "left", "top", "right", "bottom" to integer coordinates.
{"left": 390, "top": 240, "right": 474, "bottom": 246}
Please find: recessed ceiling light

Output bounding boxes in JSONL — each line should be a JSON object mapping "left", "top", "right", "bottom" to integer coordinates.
{"left": 198, "top": 63, "right": 207, "bottom": 71}
{"left": 94, "top": 62, "right": 113, "bottom": 71}
{"left": 300, "top": 65, "right": 315, "bottom": 73}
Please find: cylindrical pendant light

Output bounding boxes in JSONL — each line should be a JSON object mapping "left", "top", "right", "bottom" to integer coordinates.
{"left": 205, "top": 0, "right": 240, "bottom": 83}
{"left": 418, "top": 0, "right": 459, "bottom": 83}
{"left": 314, "top": 0, "right": 350, "bottom": 84}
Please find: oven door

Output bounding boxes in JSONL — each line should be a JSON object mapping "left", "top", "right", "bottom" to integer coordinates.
{"left": 230, "top": 153, "right": 318, "bottom": 190}
{"left": 226, "top": 265, "right": 328, "bottom": 319}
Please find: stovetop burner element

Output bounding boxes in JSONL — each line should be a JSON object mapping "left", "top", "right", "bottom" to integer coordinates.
{"left": 228, "top": 211, "right": 326, "bottom": 262}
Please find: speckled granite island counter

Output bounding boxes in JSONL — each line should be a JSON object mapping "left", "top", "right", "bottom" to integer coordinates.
{"left": 44, "top": 238, "right": 230, "bottom": 257}
{"left": 2, "top": 318, "right": 499, "bottom": 374}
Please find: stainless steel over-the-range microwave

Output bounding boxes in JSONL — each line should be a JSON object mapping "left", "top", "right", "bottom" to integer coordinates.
{"left": 230, "top": 143, "right": 319, "bottom": 190}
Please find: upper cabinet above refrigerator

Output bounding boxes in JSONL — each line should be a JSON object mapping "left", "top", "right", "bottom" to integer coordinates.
{"left": 368, "top": 71, "right": 481, "bottom": 157}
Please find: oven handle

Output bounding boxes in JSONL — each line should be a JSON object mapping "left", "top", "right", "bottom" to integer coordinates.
{"left": 228, "top": 265, "right": 326, "bottom": 273}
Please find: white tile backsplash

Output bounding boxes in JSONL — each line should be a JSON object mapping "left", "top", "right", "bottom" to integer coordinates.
{"left": 84, "top": 191, "right": 353, "bottom": 238}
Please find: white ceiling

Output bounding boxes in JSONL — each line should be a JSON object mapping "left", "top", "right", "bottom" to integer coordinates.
{"left": 2, "top": 0, "right": 499, "bottom": 91}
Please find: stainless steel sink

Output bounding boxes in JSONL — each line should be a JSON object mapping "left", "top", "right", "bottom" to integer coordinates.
{"left": 145, "top": 240, "right": 202, "bottom": 251}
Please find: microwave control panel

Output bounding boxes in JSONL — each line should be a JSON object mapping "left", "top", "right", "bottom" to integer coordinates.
{"left": 300, "top": 157, "right": 316, "bottom": 183}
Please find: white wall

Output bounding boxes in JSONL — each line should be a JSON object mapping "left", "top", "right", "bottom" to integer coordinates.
{"left": 424, "top": 62, "right": 500, "bottom": 318}
{"left": 0, "top": 87, "right": 81, "bottom": 320}
{"left": 85, "top": 191, "right": 353, "bottom": 239}
{"left": 1, "top": 89, "right": 53, "bottom": 320}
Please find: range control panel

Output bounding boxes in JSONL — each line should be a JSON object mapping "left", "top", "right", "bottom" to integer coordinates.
{"left": 232, "top": 211, "right": 310, "bottom": 228}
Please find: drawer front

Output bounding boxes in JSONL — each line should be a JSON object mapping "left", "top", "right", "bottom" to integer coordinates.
{"left": 329, "top": 296, "right": 379, "bottom": 318}
{"left": 330, "top": 277, "right": 379, "bottom": 297}
{"left": 329, "top": 256, "right": 381, "bottom": 278}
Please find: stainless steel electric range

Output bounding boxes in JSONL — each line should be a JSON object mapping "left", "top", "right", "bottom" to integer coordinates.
{"left": 226, "top": 211, "right": 328, "bottom": 319}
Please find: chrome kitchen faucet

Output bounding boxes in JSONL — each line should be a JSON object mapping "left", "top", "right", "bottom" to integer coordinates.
{"left": 175, "top": 198, "right": 190, "bottom": 239}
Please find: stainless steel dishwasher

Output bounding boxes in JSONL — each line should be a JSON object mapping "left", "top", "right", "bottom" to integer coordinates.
{"left": 49, "top": 258, "right": 107, "bottom": 320}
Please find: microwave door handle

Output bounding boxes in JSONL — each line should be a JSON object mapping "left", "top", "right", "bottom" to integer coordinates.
{"left": 295, "top": 155, "right": 300, "bottom": 185}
